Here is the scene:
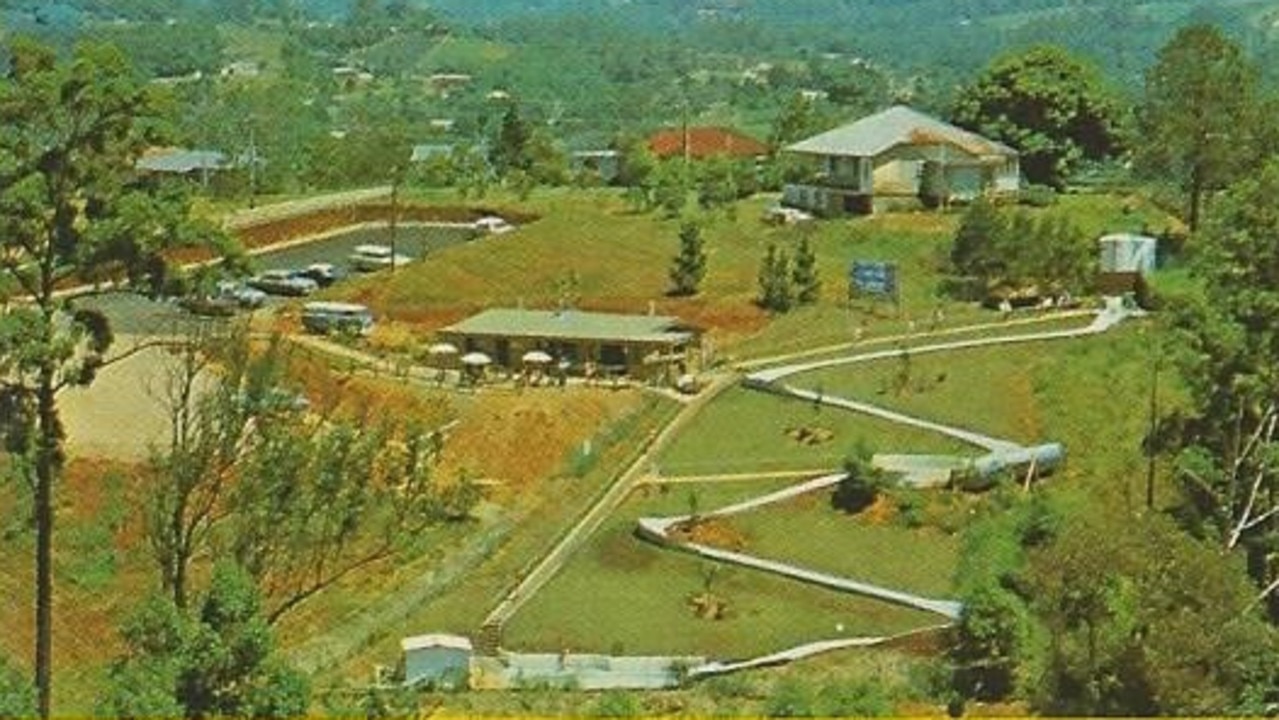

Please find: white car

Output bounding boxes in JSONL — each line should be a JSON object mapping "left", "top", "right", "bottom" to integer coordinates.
{"left": 348, "top": 244, "right": 412, "bottom": 271}
{"left": 473, "top": 216, "right": 514, "bottom": 234}
{"left": 763, "top": 205, "right": 814, "bottom": 225}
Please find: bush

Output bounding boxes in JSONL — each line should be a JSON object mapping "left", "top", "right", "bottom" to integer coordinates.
{"left": 1017, "top": 184, "right": 1057, "bottom": 207}
{"left": 816, "top": 678, "right": 895, "bottom": 716}
{"left": 893, "top": 488, "right": 926, "bottom": 529}
{"left": 832, "top": 451, "right": 890, "bottom": 513}
{"left": 591, "top": 690, "right": 641, "bottom": 717}
{"left": 765, "top": 678, "right": 817, "bottom": 717}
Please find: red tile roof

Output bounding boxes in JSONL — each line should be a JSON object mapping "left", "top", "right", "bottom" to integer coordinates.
{"left": 646, "top": 126, "right": 768, "bottom": 160}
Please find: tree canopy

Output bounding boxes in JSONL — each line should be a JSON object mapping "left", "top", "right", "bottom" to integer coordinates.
{"left": 0, "top": 37, "right": 222, "bottom": 718}
{"left": 1138, "top": 23, "right": 1260, "bottom": 231}
{"left": 952, "top": 45, "right": 1127, "bottom": 188}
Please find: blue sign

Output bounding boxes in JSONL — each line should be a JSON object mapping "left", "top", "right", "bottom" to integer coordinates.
{"left": 850, "top": 261, "right": 898, "bottom": 298}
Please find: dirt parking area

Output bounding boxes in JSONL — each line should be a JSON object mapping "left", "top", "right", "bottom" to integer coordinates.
{"left": 59, "top": 335, "right": 187, "bottom": 461}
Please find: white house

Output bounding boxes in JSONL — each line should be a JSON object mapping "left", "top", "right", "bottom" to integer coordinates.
{"left": 783, "top": 105, "right": 1021, "bottom": 216}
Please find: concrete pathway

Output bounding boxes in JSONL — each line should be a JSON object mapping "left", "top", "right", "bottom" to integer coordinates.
{"left": 627, "top": 300, "right": 1138, "bottom": 675}
{"left": 481, "top": 372, "right": 737, "bottom": 629}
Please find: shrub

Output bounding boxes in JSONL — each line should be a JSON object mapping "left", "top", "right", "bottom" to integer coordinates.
{"left": 832, "top": 451, "right": 890, "bottom": 514}
{"left": 1018, "top": 184, "right": 1057, "bottom": 207}
{"left": 816, "top": 678, "right": 895, "bottom": 716}
{"left": 765, "top": 678, "right": 817, "bottom": 717}
{"left": 591, "top": 690, "right": 641, "bottom": 717}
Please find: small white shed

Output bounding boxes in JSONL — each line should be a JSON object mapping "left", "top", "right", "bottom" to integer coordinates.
{"left": 1098, "top": 233, "right": 1157, "bottom": 274}
{"left": 401, "top": 633, "right": 473, "bottom": 688}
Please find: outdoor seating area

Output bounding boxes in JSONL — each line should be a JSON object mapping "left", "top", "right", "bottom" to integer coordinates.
{"left": 432, "top": 308, "right": 704, "bottom": 388}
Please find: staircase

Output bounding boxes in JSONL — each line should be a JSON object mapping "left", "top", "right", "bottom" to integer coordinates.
{"left": 475, "top": 621, "right": 503, "bottom": 656}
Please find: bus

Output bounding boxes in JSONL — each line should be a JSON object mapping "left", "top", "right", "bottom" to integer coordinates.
{"left": 301, "top": 301, "right": 375, "bottom": 336}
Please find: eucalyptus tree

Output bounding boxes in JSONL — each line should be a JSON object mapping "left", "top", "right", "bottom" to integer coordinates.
{"left": 1138, "top": 24, "right": 1259, "bottom": 231}
{"left": 0, "top": 38, "right": 221, "bottom": 716}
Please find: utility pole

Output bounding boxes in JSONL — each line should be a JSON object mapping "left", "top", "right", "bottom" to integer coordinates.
{"left": 1146, "top": 344, "right": 1161, "bottom": 510}
{"left": 389, "top": 171, "right": 399, "bottom": 275}
{"left": 248, "top": 126, "right": 258, "bottom": 210}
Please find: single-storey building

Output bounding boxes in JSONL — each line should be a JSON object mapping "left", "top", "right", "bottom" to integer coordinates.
{"left": 782, "top": 105, "right": 1021, "bottom": 216}
{"left": 136, "top": 148, "right": 227, "bottom": 175}
{"left": 436, "top": 308, "right": 702, "bottom": 385}
{"left": 401, "top": 633, "right": 472, "bottom": 688}
{"left": 136, "top": 147, "right": 228, "bottom": 186}
{"left": 647, "top": 126, "right": 768, "bottom": 162}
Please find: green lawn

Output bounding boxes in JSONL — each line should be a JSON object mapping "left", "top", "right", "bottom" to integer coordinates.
{"left": 503, "top": 480, "right": 941, "bottom": 659}
{"left": 716, "top": 494, "right": 960, "bottom": 597}
{"left": 798, "top": 340, "right": 1062, "bottom": 446}
{"left": 657, "top": 386, "right": 975, "bottom": 477}
{"left": 791, "top": 318, "right": 1186, "bottom": 507}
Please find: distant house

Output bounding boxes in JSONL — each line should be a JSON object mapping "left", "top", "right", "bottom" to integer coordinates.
{"left": 782, "top": 105, "right": 1020, "bottom": 216}
{"left": 428, "top": 72, "right": 472, "bottom": 95}
{"left": 436, "top": 308, "right": 702, "bottom": 385}
{"left": 332, "top": 65, "right": 374, "bottom": 91}
{"left": 646, "top": 126, "right": 768, "bottom": 162}
{"left": 219, "top": 60, "right": 261, "bottom": 79}
{"left": 570, "top": 150, "right": 621, "bottom": 184}
{"left": 136, "top": 147, "right": 227, "bottom": 185}
{"left": 401, "top": 634, "right": 472, "bottom": 688}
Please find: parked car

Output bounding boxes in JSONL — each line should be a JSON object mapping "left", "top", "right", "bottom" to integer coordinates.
{"left": 296, "top": 262, "right": 345, "bottom": 287}
{"left": 301, "top": 301, "right": 375, "bottom": 336}
{"left": 473, "top": 216, "right": 514, "bottom": 234}
{"left": 180, "top": 280, "right": 267, "bottom": 316}
{"left": 348, "top": 244, "right": 412, "bottom": 272}
{"left": 763, "top": 204, "right": 813, "bottom": 225}
{"left": 247, "top": 269, "right": 319, "bottom": 296}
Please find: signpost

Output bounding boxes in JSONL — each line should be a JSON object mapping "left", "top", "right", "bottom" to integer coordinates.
{"left": 848, "top": 260, "right": 899, "bottom": 307}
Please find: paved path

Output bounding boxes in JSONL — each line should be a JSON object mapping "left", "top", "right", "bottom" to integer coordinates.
{"left": 627, "top": 300, "right": 1139, "bottom": 674}
{"left": 481, "top": 372, "right": 737, "bottom": 629}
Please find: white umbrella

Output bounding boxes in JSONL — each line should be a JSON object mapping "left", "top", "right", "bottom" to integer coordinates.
{"left": 522, "top": 350, "right": 553, "bottom": 364}
{"left": 460, "top": 351, "right": 492, "bottom": 366}
{"left": 427, "top": 342, "right": 459, "bottom": 356}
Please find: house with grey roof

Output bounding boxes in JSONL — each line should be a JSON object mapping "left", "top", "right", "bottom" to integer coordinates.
{"left": 437, "top": 308, "right": 702, "bottom": 385}
{"left": 135, "top": 148, "right": 228, "bottom": 187}
{"left": 782, "top": 105, "right": 1020, "bottom": 216}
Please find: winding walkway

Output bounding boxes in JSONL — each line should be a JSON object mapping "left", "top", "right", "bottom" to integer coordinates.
{"left": 633, "top": 300, "right": 1138, "bottom": 673}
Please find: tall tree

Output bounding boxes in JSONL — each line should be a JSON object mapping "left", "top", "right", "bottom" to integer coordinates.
{"left": 1138, "top": 24, "right": 1259, "bottom": 231}
{"left": 1026, "top": 512, "right": 1278, "bottom": 715}
{"left": 668, "top": 221, "right": 707, "bottom": 296}
{"left": 143, "top": 331, "right": 477, "bottom": 623}
{"left": 953, "top": 45, "right": 1126, "bottom": 188}
{"left": 1166, "top": 158, "right": 1279, "bottom": 620}
{"left": 791, "top": 234, "right": 821, "bottom": 305}
{"left": 0, "top": 39, "right": 213, "bottom": 717}
{"left": 756, "top": 243, "right": 793, "bottom": 313}
{"left": 490, "top": 101, "right": 532, "bottom": 177}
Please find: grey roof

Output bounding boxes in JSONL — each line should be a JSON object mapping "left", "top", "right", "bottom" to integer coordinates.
{"left": 442, "top": 308, "right": 695, "bottom": 344}
{"left": 785, "top": 105, "right": 1018, "bottom": 159}
{"left": 136, "top": 149, "right": 227, "bottom": 174}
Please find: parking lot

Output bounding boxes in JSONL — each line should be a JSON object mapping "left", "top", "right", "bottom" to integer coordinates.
{"left": 60, "top": 222, "right": 480, "bottom": 460}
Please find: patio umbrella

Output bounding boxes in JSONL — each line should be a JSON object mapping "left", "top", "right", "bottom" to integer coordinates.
{"left": 460, "top": 351, "right": 492, "bottom": 367}
{"left": 521, "top": 350, "right": 553, "bottom": 364}
{"left": 427, "top": 342, "right": 459, "bottom": 356}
